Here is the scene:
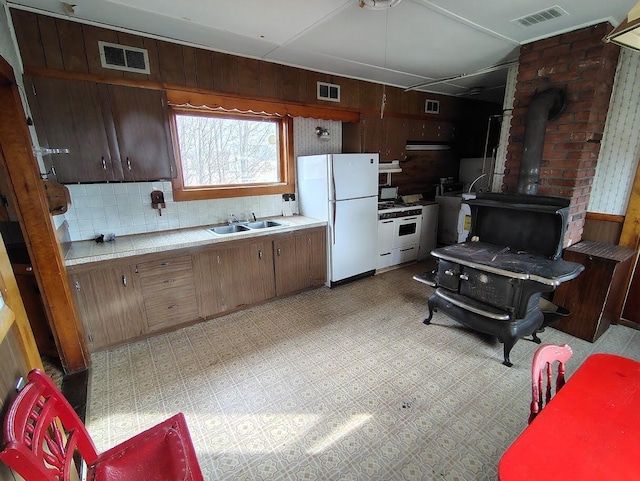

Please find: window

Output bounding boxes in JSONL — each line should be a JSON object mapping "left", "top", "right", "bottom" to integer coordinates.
{"left": 171, "top": 109, "right": 294, "bottom": 200}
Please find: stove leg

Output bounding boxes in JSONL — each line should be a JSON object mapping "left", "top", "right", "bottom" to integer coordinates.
{"left": 423, "top": 306, "right": 434, "bottom": 325}
{"left": 502, "top": 339, "right": 515, "bottom": 367}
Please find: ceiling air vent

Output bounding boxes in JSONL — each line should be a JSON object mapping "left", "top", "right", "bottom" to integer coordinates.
{"left": 425, "top": 99, "right": 440, "bottom": 114}
{"left": 512, "top": 6, "right": 568, "bottom": 28}
{"left": 317, "top": 82, "right": 341, "bottom": 102}
{"left": 98, "top": 41, "right": 150, "bottom": 74}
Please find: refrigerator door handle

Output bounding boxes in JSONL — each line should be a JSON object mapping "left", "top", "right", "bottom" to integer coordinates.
{"left": 331, "top": 169, "right": 336, "bottom": 202}
{"left": 332, "top": 202, "right": 337, "bottom": 244}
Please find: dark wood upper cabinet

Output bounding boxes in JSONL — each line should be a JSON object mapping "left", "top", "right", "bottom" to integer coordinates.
{"left": 106, "top": 85, "right": 175, "bottom": 181}
{"left": 25, "top": 75, "right": 116, "bottom": 183}
{"left": 25, "top": 75, "right": 176, "bottom": 183}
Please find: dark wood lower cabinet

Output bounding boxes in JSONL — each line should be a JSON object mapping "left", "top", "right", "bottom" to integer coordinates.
{"left": 70, "top": 227, "right": 326, "bottom": 351}
{"left": 274, "top": 228, "right": 327, "bottom": 296}
{"left": 70, "top": 265, "right": 146, "bottom": 351}
{"left": 552, "top": 241, "right": 636, "bottom": 342}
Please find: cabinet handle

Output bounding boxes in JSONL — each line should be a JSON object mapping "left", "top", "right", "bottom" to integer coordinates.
{"left": 258, "top": 250, "right": 263, "bottom": 259}
{"left": 277, "top": 248, "right": 282, "bottom": 256}
{"left": 459, "top": 273, "right": 469, "bottom": 281}
{"left": 26, "top": 266, "right": 33, "bottom": 272}
{"left": 74, "top": 281, "right": 80, "bottom": 291}
{"left": 444, "top": 269, "right": 455, "bottom": 276}
{"left": 163, "top": 278, "right": 174, "bottom": 284}
{"left": 400, "top": 247, "right": 414, "bottom": 252}
{"left": 160, "top": 262, "right": 170, "bottom": 266}
{"left": 51, "top": 165, "right": 56, "bottom": 177}
{"left": 126, "top": 157, "right": 132, "bottom": 171}
{"left": 122, "top": 275, "right": 127, "bottom": 287}
{"left": 101, "top": 156, "right": 106, "bottom": 170}
{"left": 382, "top": 220, "right": 393, "bottom": 224}
{"left": 167, "top": 304, "right": 178, "bottom": 309}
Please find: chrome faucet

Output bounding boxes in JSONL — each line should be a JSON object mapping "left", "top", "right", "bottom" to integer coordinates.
{"left": 228, "top": 213, "right": 240, "bottom": 225}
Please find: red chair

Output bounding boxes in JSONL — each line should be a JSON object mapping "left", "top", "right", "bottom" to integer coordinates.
{"left": 529, "top": 343, "right": 572, "bottom": 424}
{"left": 0, "top": 369, "right": 204, "bottom": 481}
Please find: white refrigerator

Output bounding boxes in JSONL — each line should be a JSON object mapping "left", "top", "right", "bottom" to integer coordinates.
{"left": 297, "top": 153, "right": 379, "bottom": 287}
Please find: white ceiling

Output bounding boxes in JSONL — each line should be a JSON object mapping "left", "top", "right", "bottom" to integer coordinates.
{"left": 5, "top": 0, "right": 637, "bottom": 103}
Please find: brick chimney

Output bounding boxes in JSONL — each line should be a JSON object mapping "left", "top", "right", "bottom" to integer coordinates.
{"left": 504, "top": 23, "right": 620, "bottom": 246}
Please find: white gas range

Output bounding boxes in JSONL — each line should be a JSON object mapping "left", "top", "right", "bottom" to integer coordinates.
{"left": 377, "top": 201, "right": 423, "bottom": 269}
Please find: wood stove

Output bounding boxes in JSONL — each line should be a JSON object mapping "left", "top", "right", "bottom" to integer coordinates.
{"left": 418, "top": 193, "right": 584, "bottom": 366}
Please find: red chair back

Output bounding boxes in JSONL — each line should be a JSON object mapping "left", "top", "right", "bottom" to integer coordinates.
{"left": 1, "top": 369, "right": 203, "bottom": 481}
{"left": 529, "top": 343, "right": 572, "bottom": 424}
{"left": 1, "top": 370, "right": 99, "bottom": 480}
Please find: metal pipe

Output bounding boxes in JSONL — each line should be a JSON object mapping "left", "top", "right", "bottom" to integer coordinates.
{"left": 517, "top": 88, "right": 566, "bottom": 195}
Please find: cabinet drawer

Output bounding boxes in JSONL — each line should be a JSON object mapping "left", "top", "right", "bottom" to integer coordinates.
{"left": 144, "top": 287, "right": 199, "bottom": 331}
{"left": 137, "top": 255, "right": 193, "bottom": 276}
{"left": 392, "top": 245, "right": 418, "bottom": 264}
{"left": 139, "top": 273, "right": 195, "bottom": 294}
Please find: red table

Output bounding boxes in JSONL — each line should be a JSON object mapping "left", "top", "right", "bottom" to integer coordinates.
{"left": 499, "top": 353, "right": 640, "bottom": 481}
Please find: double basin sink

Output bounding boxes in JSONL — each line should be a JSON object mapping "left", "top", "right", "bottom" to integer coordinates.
{"left": 209, "top": 220, "right": 282, "bottom": 235}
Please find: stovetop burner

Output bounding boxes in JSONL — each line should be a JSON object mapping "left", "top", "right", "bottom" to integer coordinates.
{"left": 377, "top": 201, "right": 420, "bottom": 210}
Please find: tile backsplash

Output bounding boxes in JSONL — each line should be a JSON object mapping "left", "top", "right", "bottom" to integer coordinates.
{"left": 65, "top": 183, "right": 283, "bottom": 241}
{"left": 64, "top": 117, "right": 342, "bottom": 241}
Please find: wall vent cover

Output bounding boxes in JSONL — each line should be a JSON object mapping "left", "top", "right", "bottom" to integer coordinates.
{"left": 317, "top": 82, "right": 341, "bottom": 102}
{"left": 425, "top": 99, "right": 440, "bottom": 114}
{"left": 512, "top": 6, "right": 568, "bottom": 28}
{"left": 98, "top": 41, "right": 150, "bottom": 74}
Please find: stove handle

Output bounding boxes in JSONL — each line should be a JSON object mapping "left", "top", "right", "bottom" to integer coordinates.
{"left": 444, "top": 269, "right": 456, "bottom": 276}
{"left": 459, "top": 273, "right": 469, "bottom": 281}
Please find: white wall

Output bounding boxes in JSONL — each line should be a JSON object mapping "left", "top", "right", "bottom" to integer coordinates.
{"left": 64, "top": 118, "right": 342, "bottom": 241}
{"left": 588, "top": 48, "right": 640, "bottom": 215}
{"left": 0, "top": 4, "right": 19, "bottom": 70}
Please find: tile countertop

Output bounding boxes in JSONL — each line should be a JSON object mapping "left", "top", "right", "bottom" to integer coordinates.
{"left": 64, "top": 216, "right": 326, "bottom": 267}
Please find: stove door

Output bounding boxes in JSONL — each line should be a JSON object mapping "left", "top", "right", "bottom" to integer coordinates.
{"left": 458, "top": 266, "right": 518, "bottom": 311}
{"left": 437, "top": 260, "right": 461, "bottom": 291}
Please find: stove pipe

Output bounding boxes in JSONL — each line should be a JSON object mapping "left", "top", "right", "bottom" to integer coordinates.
{"left": 517, "top": 88, "right": 566, "bottom": 195}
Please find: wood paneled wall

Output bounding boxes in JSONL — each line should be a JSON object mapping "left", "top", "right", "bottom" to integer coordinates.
{"left": 10, "top": 9, "right": 496, "bottom": 122}
{"left": 582, "top": 212, "right": 624, "bottom": 245}
{"left": 10, "top": 8, "right": 500, "bottom": 199}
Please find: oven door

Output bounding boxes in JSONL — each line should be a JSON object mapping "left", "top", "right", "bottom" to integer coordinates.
{"left": 393, "top": 215, "right": 421, "bottom": 248}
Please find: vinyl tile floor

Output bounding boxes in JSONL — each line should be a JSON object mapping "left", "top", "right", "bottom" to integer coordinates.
{"left": 86, "top": 260, "right": 640, "bottom": 480}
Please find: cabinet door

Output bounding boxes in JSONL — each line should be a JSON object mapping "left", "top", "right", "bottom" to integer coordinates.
{"left": 274, "top": 234, "right": 312, "bottom": 296}
{"left": 193, "top": 249, "right": 226, "bottom": 319}
{"left": 384, "top": 117, "right": 406, "bottom": 161}
{"left": 362, "top": 115, "right": 384, "bottom": 155}
{"left": 25, "top": 76, "right": 117, "bottom": 183}
{"left": 70, "top": 265, "right": 146, "bottom": 351}
{"left": 218, "top": 241, "right": 276, "bottom": 310}
{"left": 107, "top": 85, "right": 176, "bottom": 181}
{"left": 308, "top": 228, "right": 327, "bottom": 287}
{"left": 274, "top": 228, "right": 327, "bottom": 294}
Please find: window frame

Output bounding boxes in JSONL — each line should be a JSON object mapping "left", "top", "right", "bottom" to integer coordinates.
{"left": 170, "top": 107, "right": 294, "bottom": 201}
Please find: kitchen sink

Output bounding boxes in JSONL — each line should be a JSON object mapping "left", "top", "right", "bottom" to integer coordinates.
{"left": 209, "top": 224, "right": 251, "bottom": 235}
{"left": 244, "top": 220, "right": 282, "bottom": 229}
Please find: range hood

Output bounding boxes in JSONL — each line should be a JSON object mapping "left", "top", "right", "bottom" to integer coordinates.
{"left": 405, "top": 140, "right": 451, "bottom": 151}
{"left": 379, "top": 160, "right": 402, "bottom": 172}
